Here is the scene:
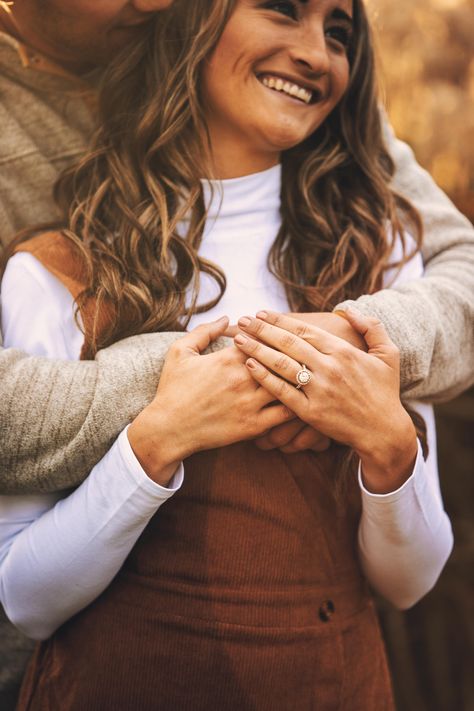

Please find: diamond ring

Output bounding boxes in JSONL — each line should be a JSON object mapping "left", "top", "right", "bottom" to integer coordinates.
{"left": 295, "top": 364, "right": 312, "bottom": 389}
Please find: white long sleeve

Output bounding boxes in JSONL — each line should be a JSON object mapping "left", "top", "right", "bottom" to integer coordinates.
{"left": 358, "top": 437, "right": 453, "bottom": 609}
{"left": 0, "top": 254, "right": 183, "bottom": 639}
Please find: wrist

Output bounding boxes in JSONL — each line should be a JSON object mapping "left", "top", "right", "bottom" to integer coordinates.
{"left": 128, "top": 405, "right": 183, "bottom": 486}
{"left": 357, "top": 411, "right": 418, "bottom": 494}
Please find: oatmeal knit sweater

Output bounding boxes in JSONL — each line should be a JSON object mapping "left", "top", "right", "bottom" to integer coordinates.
{"left": 0, "top": 31, "right": 473, "bottom": 495}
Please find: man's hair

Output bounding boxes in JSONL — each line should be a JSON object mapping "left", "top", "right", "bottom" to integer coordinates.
{"left": 18, "top": 0, "right": 422, "bottom": 356}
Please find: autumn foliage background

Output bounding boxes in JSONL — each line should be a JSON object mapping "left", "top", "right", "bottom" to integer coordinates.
{"left": 369, "top": 0, "right": 474, "bottom": 216}
{"left": 366, "top": 2, "right": 473, "bottom": 709}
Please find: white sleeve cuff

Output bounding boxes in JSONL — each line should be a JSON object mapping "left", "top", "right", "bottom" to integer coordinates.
{"left": 119, "top": 426, "right": 184, "bottom": 498}
{"left": 358, "top": 439, "right": 423, "bottom": 501}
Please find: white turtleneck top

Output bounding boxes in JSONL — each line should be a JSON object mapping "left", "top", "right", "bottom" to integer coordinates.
{"left": 0, "top": 165, "right": 453, "bottom": 639}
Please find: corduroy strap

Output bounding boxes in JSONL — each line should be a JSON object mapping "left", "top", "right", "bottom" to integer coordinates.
{"left": 15, "top": 231, "right": 114, "bottom": 359}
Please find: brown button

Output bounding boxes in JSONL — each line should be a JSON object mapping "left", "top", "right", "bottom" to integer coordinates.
{"left": 319, "top": 600, "right": 335, "bottom": 622}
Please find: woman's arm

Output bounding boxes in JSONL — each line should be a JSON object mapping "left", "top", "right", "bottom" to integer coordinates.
{"left": 335, "top": 123, "right": 474, "bottom": 402}
{"left": 357, "top": 401, "right": 453, "bottom": 609}
{"left": 0, "top": 433, "right": 183, "bottom": 640}
{"left": 234, "top": 311, "right": 453, "bottom": 608}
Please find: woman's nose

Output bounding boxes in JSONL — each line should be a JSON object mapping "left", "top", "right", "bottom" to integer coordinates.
{"left": 289, "top": 26, "right": 331, "bottom": 76}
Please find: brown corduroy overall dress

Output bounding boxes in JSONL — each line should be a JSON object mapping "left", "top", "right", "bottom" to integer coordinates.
{"left": 16, "top": 233, "right": 394, "bottom": 711}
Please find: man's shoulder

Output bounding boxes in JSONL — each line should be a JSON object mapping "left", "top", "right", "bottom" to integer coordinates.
{"left": 0, "top": 33, "right": 95, "bottom": 247}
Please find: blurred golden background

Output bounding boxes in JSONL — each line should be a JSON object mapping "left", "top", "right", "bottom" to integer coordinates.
{"left": 367, "top": 2, "right": 474, "bottom": 710}
{"left": 370, "top": 0, "right": 474, "bottom": 217}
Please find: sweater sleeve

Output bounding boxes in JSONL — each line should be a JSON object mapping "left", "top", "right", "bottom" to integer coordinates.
{"left": 334, "top": 120, "right": 474, "bottom": 402}
{"left": 0, "top": 267, "right": 228, "bottom": 495}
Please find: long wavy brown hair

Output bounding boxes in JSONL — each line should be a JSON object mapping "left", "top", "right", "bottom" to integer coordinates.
{"left": 11, "top": 0, "right": 422, "bottom": 358}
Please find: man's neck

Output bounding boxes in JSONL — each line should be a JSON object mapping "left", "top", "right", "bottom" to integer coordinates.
{"left": 0, "top": 7, "right": 96, "bottom": 75}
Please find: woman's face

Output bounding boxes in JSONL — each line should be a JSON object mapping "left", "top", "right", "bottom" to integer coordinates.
{"left": 202, "top": 0, "right": 354, "bottom": 177}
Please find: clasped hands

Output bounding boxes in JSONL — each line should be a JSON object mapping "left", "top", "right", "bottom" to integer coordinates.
{"left": 129, "top": 307, "right": 417, "bottom": 491}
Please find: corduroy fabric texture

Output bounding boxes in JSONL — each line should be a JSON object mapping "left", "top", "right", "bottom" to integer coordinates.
{"left": 18, "top": 444, "right": 394, "bottom": 711}
{"left": 16, "top": 233, "right": 394, "bottom": 711}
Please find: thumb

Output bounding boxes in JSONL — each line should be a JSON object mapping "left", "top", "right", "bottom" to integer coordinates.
{"left": 182, "top": 316, "right": 230, "bottom": 355}
{"left": 339, "top": 308, "right": 395, "bottom": 358}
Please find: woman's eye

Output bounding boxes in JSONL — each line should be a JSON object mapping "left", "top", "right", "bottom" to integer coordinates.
{"left": 263, "top": 1, "right": 298, "bottom": 20}
{"left": 326, "top": 25, "right": 352, "bottom": 50}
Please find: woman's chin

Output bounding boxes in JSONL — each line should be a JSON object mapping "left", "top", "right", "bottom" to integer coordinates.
{"left": 257, "top": 120, "right": 317, "bottom": 153}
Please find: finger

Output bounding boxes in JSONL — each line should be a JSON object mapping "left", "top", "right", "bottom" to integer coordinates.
{"left": 242, "top": 311, "right": 349, "bottom": 356}
{"left": 178, "top": 316, "right": 230, "bottom": 356}
{"left": 257, "top": 403, "right": 296, "bottom": 431}
{"left": 280, "top": 427, "right": 331, "bottom": 454}
{"left": 236, "top": 317, "right": 323, "bottom": 370}
{"left": 223, "top": 324, "right": 240, "bottom": 338}
{"left": 340, "top": 309, "right": 398, "bottom": 359}
{"left": 234, "top": 334, "right": 307, "bottom": 388}
{"left": 255, "top": 387, "right": 281, "bottom": 408}
{"left": 254, "top": 420, "right": 306, "bottom": 451}
{"left": 246, "top": 358, "right": 305, "bottom": 413}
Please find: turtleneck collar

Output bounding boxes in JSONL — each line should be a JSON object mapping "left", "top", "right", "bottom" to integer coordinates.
{"left": 201, "top": 163, "right": 282, "bottom": 230}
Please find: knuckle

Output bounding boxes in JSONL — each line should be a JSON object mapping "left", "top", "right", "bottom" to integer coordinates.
{"left": 274, "top": 354, "right": 291, "bottom": 372}
{"left": 294, "top": 322, "right": 309, "bottom": 339}
{"left": 252, "top": 319, "right": 266, "bottom": 336}
{"left": 168, "top": 340, "right": 184, "bottom": 357}
{"left": 281, "top": 332, "right": 297, "bottom": 349}
{"left": 228, "top": 371, "right": 247, "bottom": 391}
{"left": 325, "top": 362, "right": 340, "bottom": 382}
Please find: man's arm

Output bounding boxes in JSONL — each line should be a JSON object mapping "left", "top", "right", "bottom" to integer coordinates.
{"left": 335, "top": 122, "right": 474, "bottom": 402}
{"left": 0, "top": 334, "right": 188, "bottom": 494}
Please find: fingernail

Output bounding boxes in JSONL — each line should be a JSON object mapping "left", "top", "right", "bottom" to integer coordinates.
{"left": 256, "top": 311, "right": 269, "bottom": 320}
{"left": 246, "top": 358, "right": 258, "bottom": 369}
{"left": 215, "top": 315, "right": 229, "bottom": 323}
{"left": 238, "top": 317, "right": 251, "bottom": 327}
{"left": 234, "top": 334, "right": 248, "bottom": 345}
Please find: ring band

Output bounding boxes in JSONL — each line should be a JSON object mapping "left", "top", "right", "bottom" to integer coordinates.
{"left": 295, "top": 364, "right": 312, "bottom": 389}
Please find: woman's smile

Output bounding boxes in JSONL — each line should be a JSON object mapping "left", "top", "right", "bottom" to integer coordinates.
{"left": 202, "top": 0, "right": 352, "bottom": 177}
{"left": 257, "top": 73, "right": 319, "bottom": 105}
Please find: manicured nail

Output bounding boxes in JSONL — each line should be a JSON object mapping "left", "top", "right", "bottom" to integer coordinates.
{"left": 234, "top": 334, "right": 248, "bottom": 346}
{"left": 238, "top": 316, "right": 251, "bottom": 327}
{"left": 246, "top": 358, "right": 258, "bottom": 369}
{"left": 215, "top": 315, "right": 229, "bottom": 323}
{"left": 256, "top": 311, "right": 269, "bottom": 320}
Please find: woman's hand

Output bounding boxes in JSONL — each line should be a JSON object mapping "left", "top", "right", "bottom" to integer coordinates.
{"left": 234, "top": 309, "right": 418, "bottom": 493}
{"left": 128, "top": 317, "right": 294, "bottom": 485}
{"left": 251, "top": 311, "right": 365, "bottom": 454}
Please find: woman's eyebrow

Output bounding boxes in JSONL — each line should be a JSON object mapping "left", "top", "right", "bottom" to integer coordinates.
{"left": 332, "top": 8, "right": 353, "bottom": 24}
{"left": 296, "top": 1, "right": 354, "bottom": 24}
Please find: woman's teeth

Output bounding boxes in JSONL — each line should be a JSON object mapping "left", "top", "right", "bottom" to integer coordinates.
{"left": 260, "top": 76, "right": 313, "bottom": 104}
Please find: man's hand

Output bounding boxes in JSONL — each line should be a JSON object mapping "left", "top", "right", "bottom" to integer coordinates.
{"left": 288, "top": 311, "right": 367, "bottom": 352}
{"left": 242, "top": 312, "right": 366, "bottom": 454}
